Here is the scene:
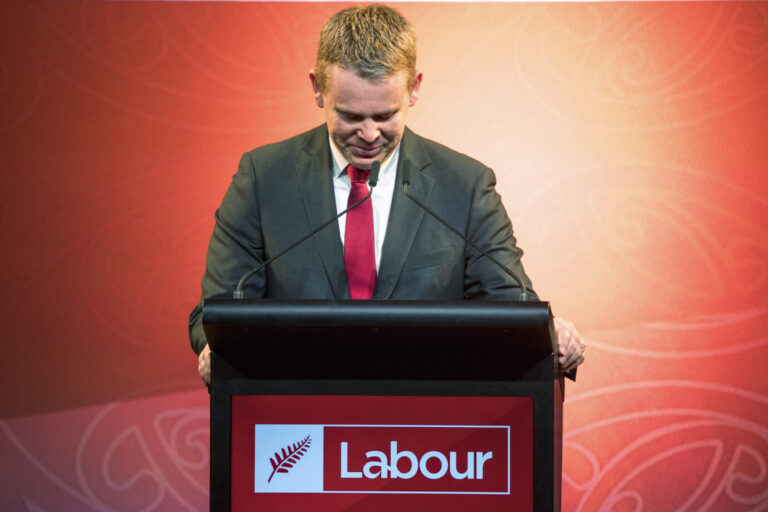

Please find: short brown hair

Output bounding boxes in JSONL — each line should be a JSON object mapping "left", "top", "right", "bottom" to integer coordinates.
{"left": 315, "top": 5, "right": 417, "bottom": 91}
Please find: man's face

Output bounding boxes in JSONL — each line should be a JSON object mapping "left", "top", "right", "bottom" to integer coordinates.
{"left": 311, "top": 65, "right": 422, "bottom": 169}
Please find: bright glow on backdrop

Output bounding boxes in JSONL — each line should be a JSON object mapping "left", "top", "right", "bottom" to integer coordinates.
{"left": 1, "top": 2, "right": 766, "bottom": 510}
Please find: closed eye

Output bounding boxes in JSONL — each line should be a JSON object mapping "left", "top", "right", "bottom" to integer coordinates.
{"left": 336, "top": 108, "right": 399, "bottom": 123}
{"left": 337, "top": 111, "right": 364, "bottom": 122}
{"left": 373, "top": 112, "right": 396, "bottom": 122}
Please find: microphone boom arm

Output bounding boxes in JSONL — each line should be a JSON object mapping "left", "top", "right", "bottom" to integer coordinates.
{"left": 402, "top": 165, "right": 530, "bottom": 301}
{"left": 233, "top": 161, "right": 381, "bottom": 298}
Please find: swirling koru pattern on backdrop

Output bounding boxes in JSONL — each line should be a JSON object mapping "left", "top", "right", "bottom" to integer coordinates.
{"left": 0, "top": 392, "right": 209, "bottom": 511}
{"left": 563, "top": 309, "right": 768, "bottom": 511}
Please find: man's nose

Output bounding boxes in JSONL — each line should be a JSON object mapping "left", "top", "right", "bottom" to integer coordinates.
{"left": 357, "top": 119, "right": 380, "bottom": 143}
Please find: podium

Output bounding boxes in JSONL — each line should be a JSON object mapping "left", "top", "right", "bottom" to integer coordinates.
{"left": 204, "top": 299, "right": 563, "bottom": 511}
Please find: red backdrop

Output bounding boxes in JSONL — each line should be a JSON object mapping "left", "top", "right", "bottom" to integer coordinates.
{"left": 1, "top": 2, "right": 766, "bottom": 510}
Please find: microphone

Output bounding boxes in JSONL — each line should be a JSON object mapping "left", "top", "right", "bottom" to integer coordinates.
{"left": 401, "top": 161, "right": 530, "bottom": 301}
{"left": 233, "top": 161, "right": 381, "bottom": 298}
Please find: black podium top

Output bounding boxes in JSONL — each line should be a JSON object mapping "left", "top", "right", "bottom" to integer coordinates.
{"left": 203, "top": 299, "right": 555, "bottom": 381}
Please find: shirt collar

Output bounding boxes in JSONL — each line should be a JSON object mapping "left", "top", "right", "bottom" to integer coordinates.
{"left": 329, "top": 136, "right": 400, "bottom": 181}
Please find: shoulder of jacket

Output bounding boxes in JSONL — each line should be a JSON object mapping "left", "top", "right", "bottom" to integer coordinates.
{"left": 243, "top": 125, "right": 326, "bottom": 166}
{"left": 405, "top": 128, "right": 492, "bottom": 182}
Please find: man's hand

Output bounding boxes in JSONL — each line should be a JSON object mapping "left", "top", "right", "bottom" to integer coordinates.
{"left": 554, "top": 317, "right": 585, "bottom": 372}
{"left": 198, "top": 344, "right": 211, "bottom": 386}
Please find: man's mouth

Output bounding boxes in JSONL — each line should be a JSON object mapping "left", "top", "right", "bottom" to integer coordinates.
{"left": 351, "top": 146, "right": 381, "bottom": 158}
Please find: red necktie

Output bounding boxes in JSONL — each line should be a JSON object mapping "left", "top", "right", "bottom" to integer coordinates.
{"left": 344, "top": 165, "right": 376, "bottom": 299}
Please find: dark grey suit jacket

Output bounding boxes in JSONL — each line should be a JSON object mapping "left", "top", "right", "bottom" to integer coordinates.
{"left": 189, "top": 125, "right": 536, "bottom": 354}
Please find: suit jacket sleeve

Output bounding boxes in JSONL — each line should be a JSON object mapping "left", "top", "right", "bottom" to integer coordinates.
{"left": 188, "top": 151, "right": 266, "bottom": 355}
{"left": 462, "top": 166, "right": 537, "bottom": 301}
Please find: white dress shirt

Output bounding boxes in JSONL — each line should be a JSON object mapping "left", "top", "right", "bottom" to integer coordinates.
{"left": 329, "top": 138, "right": 399, "bottom": 272}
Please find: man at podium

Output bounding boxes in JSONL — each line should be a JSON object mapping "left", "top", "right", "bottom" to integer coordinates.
{"left": 189, "top": 4, "right": 585, "bottom": 385}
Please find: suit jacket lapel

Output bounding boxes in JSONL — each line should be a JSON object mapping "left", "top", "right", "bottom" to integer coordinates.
{"left": 295, "top": 126, "right": 349, "bottom": 298}
{"left": 374, "top": 128, "right": 434, "bottom": 299}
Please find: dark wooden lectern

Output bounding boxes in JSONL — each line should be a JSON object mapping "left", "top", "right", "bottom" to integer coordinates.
{"left": 204, "top": 299, "right": 563, "bottom": 511}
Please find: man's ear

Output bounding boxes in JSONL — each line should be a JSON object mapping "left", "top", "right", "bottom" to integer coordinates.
{"left": 309, "top": 70, "right": 324, "bottom": 108}
{"left": 408, "top": 71, "right": 423, "bottom": 107}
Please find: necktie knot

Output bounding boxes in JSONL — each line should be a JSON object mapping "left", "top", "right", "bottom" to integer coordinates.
{"left": 347, "top": 165, "right": 370, "bottom": 184}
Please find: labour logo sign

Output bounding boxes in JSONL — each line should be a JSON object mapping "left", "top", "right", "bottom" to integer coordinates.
{"left": 254, "top": 424, "right": 509, "bottom": 494}
{"left": 231, "top": 395, "right": 534, "bottom": 511}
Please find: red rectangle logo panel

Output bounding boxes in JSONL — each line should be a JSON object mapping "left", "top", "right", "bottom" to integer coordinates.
{"left": 231, "top": 395, "right": 533, "bottom": 511}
